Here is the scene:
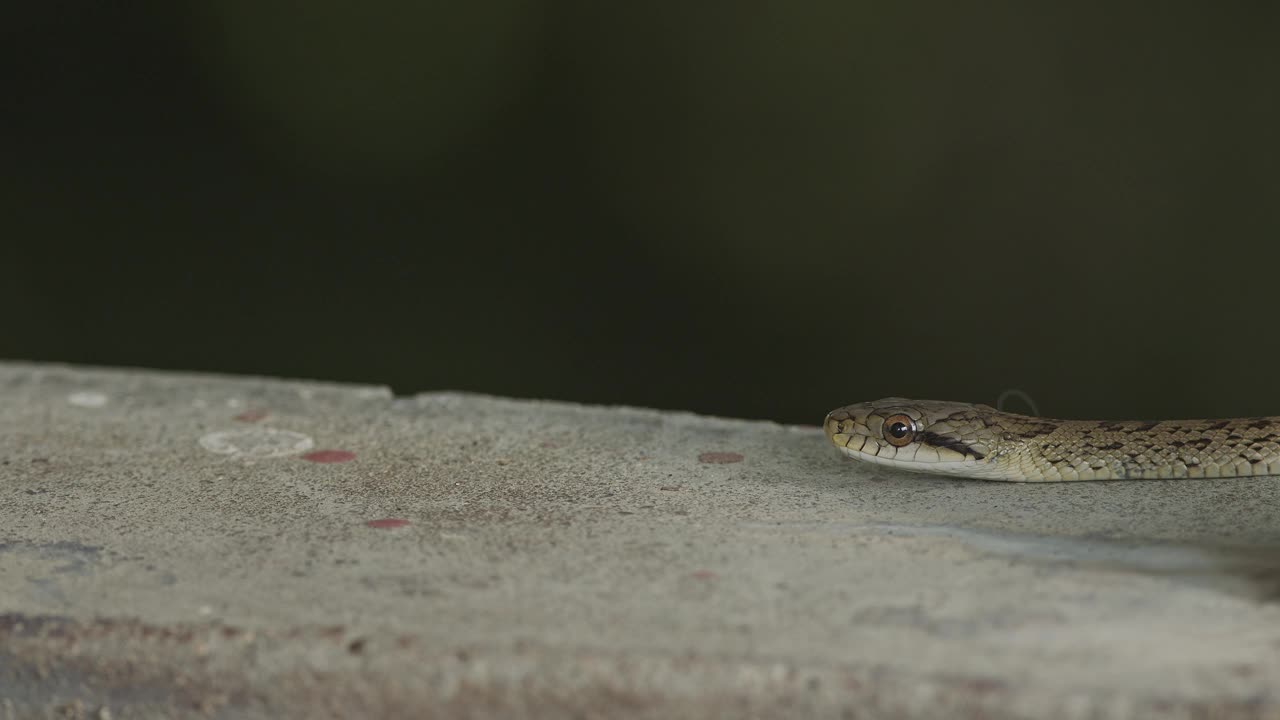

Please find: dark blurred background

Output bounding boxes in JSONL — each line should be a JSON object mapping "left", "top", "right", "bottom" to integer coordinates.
{"left": 3, "top": 3, "right": 1278, "bottom": 424}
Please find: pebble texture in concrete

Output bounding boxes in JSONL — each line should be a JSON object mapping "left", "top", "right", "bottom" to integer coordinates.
{"left": 2, "top": 362, "right": 1280, "bottom": 719}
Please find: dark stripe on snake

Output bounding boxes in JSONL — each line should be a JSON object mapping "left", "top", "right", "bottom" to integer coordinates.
{"left": 918, "top": 431, "right": 985, "bottom": 461}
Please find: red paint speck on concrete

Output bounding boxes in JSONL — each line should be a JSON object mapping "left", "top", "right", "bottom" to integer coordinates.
{"left": 233, "top": 410, "right": 269, "bottom": 422}
{"left": 366, "top": 518, "right": 409, "bottom": 529}
{"left": 303, "top": 450, "right": 356, "bottom": 463}
{"left": 691, "top": 570, "right": 717, "bottom": 580}
{"left": 698, "top": 452, "right": 743, "bottom": 464}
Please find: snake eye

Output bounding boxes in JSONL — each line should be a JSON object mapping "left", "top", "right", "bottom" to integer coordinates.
{"left": 882, "top": 414, "right": 916, "bottom": 447}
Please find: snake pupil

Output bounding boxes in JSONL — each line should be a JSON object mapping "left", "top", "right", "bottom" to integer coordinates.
{"left": 881, "top": 413, "right": 916, "bottom": 446}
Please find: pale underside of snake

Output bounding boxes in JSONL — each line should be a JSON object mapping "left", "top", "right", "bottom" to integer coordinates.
{"left": 825, "top": 398, "right": 1280, "bottom": 482}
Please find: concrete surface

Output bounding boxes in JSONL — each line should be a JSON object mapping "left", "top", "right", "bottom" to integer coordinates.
{"left": 2, "top": 362, "right": 1280, "bottom": 719}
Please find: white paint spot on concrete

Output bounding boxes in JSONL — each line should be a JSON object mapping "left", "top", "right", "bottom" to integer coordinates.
{"left": 67, "top": 391, "right": 109, "bottom": 408}
{"left": 198, "top": 428, "right": 314, "bottom": 459}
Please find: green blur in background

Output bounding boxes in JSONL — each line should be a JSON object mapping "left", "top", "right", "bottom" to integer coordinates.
{"left": 2, "top": 3, "right": 1278, "bottom": 424}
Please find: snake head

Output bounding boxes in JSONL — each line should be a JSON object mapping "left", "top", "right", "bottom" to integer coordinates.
{"left": 824, "top": 398, "right": 1000, "bottom": 477}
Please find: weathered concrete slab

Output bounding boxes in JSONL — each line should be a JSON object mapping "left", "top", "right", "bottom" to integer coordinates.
{"left": 2, "top": 361, "right": 1280, "bottom": 719}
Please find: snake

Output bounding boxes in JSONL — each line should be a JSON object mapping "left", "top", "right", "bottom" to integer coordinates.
{"left": 824, "top": 398, "right": 1280, "bottom": 482}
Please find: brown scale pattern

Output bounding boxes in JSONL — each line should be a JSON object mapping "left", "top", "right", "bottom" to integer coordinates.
{"left": 824, "top": 398, "right": 1280, "bottom": 482}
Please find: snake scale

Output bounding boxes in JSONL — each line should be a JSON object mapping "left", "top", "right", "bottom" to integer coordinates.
{"left": 825, "top": 398, "right": 1280, "bottom": 482}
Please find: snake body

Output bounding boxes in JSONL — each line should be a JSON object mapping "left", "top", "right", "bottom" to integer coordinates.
{"left": 824, "top": 398, "right": 1280, "bottom": 482}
